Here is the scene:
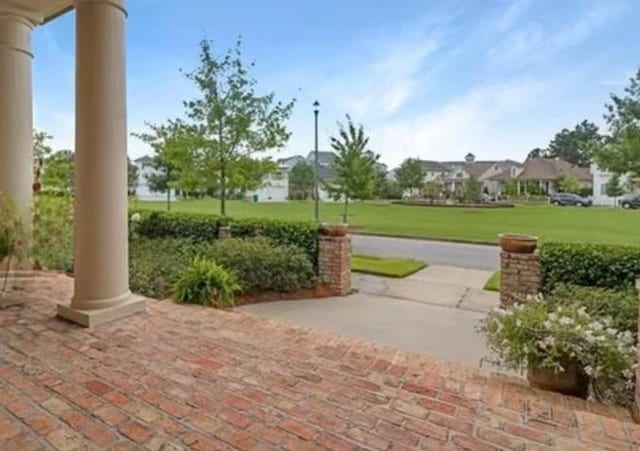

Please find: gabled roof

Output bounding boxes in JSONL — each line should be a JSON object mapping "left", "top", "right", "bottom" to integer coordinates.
{"left": 306, "top": 151, "right": 335, "bottom": 166}
{"left": 465, "top": 161, "right": 496, "bottom": 178}
{"left": 419, "top": 160, "right": 449, "bottom": 172}
{"left": 518, "top": 158, "right": 592, "bottom": 182}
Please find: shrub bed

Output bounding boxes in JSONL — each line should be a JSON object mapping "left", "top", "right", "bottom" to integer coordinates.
{"left": 540, "top": 242, "right": 640, "bottom": 291}
{"left": 129, "top": 237, "right": 317, "bottom": 300}
{"left": 131, "top": 210, "right": 320, "bottom": 268}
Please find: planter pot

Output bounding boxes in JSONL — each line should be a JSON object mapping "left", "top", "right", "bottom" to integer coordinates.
{"left": 499, "top": 233, "right": 538, "bottom": 254}
{"left": 527, "top": 363, "right": 588, "bottom": 398}
{"left": 321, "top": 223, "right": 348, "bottom": 237}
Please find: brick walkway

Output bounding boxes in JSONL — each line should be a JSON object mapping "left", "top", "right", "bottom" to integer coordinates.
{"left": 1, "top": 274, "right": 639, "bottom": 450}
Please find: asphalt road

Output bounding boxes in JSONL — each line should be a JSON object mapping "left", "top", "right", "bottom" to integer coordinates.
{"left": 352, "top": 234, "right": 500, "bottom": 270}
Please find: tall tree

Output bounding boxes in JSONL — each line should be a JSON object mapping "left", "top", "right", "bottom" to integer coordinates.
{"left": 605, "top": 173, "right": 625, "bottom": 206}
{"left": 288, "top": 161, "right": 315, "bottom": 200}
{"left": 395, "top": 158, "right": 426, "bottom": 197}
{"left": 41, "top": 150, "right": 74, "bottom": 193}
{"left": 594, "top": 69, "right": 640, "bottom": 185}
{"left": 526, "top": 147, "right": 544, "bottom": 160}
{"left": 182, "top": 38, "right": 295, "bottom": 215}
{"left": 545, "top": 120, "right": 602, "bottom": 167}
{"left": 330, "top": 116, "right": 378, "bottom": 223}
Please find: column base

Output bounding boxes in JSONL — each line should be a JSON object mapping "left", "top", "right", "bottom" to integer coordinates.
{"left": 57, "top": 294, "right": 146, "bottom": 328}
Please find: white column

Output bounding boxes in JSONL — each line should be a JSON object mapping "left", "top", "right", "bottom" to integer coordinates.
{"left": 57, "top": 0, "right": 144, "bottom": 327}
{"left": 0, "top": 7, "right": 40, "bottom": 227}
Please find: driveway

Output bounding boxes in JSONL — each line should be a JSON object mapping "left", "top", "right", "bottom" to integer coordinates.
{"left": 240, "top": 266, "right": 500, "bottom": 368}
{"left": 352, "top": 234, "right": 499, "bottom": 270}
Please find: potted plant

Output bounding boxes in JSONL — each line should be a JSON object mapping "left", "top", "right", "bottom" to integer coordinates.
{"left": 321, "top": 223, "right": 348, "bottom": 237}
{"left": 479, "top": 296, "right": 636, "bottom": 400}
{"left": 498, "top": 233, "right": 538, "bottom": 254}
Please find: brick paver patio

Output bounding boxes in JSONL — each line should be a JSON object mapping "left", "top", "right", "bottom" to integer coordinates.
{"left": 1, "top": 273, "right": 639, "bottom": 450}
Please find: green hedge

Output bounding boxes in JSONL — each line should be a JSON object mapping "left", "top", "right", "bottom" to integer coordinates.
{"left": 540, "top": 242, "right": 640, "bottom": 291}
{"left": 131, "top": 210, "right": 320, "bottom": 268}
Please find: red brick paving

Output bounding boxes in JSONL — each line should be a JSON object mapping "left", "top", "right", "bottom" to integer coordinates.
{"left": 1, "top": 273, "right": 639, "bottom": 450}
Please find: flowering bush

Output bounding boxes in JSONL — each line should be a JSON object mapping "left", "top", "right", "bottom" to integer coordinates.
{"left": 479, "top": 296, "right": 636, "bottom": 405}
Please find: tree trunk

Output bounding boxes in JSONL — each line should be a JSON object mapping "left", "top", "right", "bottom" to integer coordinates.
{"left": 220, "top": 163, "right": 227, "bottom": 216}
{"left": 342, "top": 196, "right": 349, "bottom": 224}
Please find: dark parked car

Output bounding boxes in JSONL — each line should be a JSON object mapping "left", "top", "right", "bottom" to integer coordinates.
{"left": 549, "top": 193, "right": 592, "bottom": 207}
{"left": 620, "top": 195, "right": 640, "bottom": 209}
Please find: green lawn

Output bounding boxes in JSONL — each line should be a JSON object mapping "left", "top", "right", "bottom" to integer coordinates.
{"left": 351, "top": 254, "right": 427, "bottom": 278}
{"left": 131, "top": 198, "right": 640, "bottom": 246}
{"left": 484, "top": 272, "right": 501, "bottom": 292}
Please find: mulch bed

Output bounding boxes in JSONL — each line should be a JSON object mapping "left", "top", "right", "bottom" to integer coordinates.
{"left": 234, "top": 284, "right": 338, "bottom": 306}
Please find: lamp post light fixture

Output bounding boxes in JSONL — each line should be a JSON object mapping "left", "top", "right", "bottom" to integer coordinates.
{"left": 313, "top": 100, "right": 320, "bottom": 222}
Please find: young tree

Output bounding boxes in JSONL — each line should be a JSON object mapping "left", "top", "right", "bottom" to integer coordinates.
{"left": 463, "top": 175, "right": 482, "bottom": 202}
{"left": 127, "top": 158, "right": 139, "bottom": 196}
{"left": 395, "top": 158, "right": 426, "bottom": 197}
{"left": 605, "top": 173, "right": 625, "bottom": 206}
{"left": 182, "top": 38, "right": 295, "bottom": 215}
{"left": 424, "top": 181, "right": 441, "bottom": 203}
{"left": 557, "top": 174, "right": 581, "bottom": 194}
{"left": 133, "top": 120, "right": 200, "bottom": 210}
{"left": 41, "top": 150, "right": 74, "bottom": 193}
{"left": 330, "top": 116, "right": 378, "bottom": 223}
{"left": 594, "top": 69, "right": 640, "bottom": 184}
{"left": 288, "top": 161, "right": 315, "bottom": 200}
{"left": 545, "top": 120, "right": 602, "bottom": 167}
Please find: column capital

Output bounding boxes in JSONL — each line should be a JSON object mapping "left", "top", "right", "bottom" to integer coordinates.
{"left": 0, "top": 6, "right": 43, "bottom": 27}
{"left": 74, "top": 0, "right": 127, "bottom": 17}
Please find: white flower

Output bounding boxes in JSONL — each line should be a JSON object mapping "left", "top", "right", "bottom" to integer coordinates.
{"left": 131, "top": 212, "right": 142, "bottom": 223}
{"left": 548, "top": 313, "right": 558, "bottom": 321}
{"left": 559, "top": 317, "right": 573, "bottom": 326}
{"left": 584, "top": 365, "right": 593, "bottom": 376}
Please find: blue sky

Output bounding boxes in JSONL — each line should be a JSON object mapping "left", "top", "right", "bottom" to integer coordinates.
{"left": 33, "top": 0, "right": 640, "bottom": 168}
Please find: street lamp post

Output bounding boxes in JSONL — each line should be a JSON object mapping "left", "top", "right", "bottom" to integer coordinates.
{"left": 313, "top": 100, "right": 320, "bottom": 222}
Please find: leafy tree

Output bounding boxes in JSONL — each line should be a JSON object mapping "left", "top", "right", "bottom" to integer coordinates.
{"left": 424, "top": 181, "right": 441, "bottom": 203}
{"left": 127, "top": 158, "right": 139, "bottom": 196}
{"left": 395, "top": 158, "right": 426, "bottom": 197}
{"left": 545, "top": 120, "right": 601, "bottom": 167}
{"left": 133, "top": 120, "right": 202, "bottom": 210}
{"left": 288, "top": 161, "right": 315, "bottom": 200}
{"left": 463, "top": 174, "right": 482, "bottom": 202}
{"left": 605, "top": 173, "right": 625, "bottom": 206}
{"left": 227, "top": 156, "right": 278, "bottom": 196}
{"left": 33, "top": 130, "right": 53, "bottom": 172}
{"left": 526, "top": 147, "right": 543, "bottom": 160}
{"left": 182, "top": 38, "right": 295, "bottom": 215}
{"left": 557, "top": 174, "right": 581, "bottom": 194}
{"left": 41, "top": 150, "right": 74, "bottom": 193}
{"left": 593, "top": 69, "right": 640, "bottom": 184}
{"left": 330, "top": 116, "right": 378, "bottom": 223}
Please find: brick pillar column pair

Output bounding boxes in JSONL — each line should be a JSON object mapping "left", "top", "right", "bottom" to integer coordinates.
{"left": 499, "top": 250, "right": 541, "bottom": 306}
{"left": 318, "top": 233, "right": 352, "bottom": 296}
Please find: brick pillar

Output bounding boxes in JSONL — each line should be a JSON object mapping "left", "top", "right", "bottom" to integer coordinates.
{"left": 318, "top": 234, "right": 352, "bottom": 296}
{"left": 500, "top": 251, "right": 541, "bottom": 306}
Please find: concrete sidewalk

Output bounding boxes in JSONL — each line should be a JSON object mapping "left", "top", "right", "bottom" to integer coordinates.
{"left": 354, "top": 265, "right": 500, "bottom": 313}
{"left": 240, "top": 265, "right": 500, "bottom": 368}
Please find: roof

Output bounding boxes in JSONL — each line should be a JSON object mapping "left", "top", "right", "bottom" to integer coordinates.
{"left": 306, "top": 151, "right": 335, "bottom": 166}
{"left": 419, "top": 160, "right": 449, "bottom": 172}
{"left": 465, "top": 161, "right": 496, "bottom": 178}
{"left": 518, "top": 158, "right": 592, "bottom": 182}
{"left": 134, "top": 155, "right": 153, "bottom": 165}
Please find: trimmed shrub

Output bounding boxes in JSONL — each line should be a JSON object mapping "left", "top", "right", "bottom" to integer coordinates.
{"left": 203, "top": 238, "right": 316, "bottom": 293}
{"left": 130, "top": 210, "right": 320, "bottom": 268}
{"left": 129, "top": 238, "right": 203, "bottom": 299}
{"left": 172, "top": 258, "right": 240, "bottom": 308}
{"left": 540, "top": 242, "right": 640, "bottom": 291}
{"left": 546, "top": 283, "right": 638, "bottom": 335}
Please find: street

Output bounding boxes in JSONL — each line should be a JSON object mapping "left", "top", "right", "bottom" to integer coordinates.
{"left": 352, "top": 234, "right": 500, "bottom": 270}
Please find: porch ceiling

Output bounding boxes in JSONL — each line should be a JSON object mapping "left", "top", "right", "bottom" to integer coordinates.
{"left": 4, "top": 0, "right": 73, "bottom": 22}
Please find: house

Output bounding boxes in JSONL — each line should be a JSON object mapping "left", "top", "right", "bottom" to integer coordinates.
{"left": 516, "top": 158, "right": 592, "bottom": 195}
{"left": 591, "top": 164, "right": 638, "bottom": 206}
{"left": 133, "top": 155, "right": 180, "bottom": 202}
{"left": 247, "top": 166, "right": 289, "bottom": 202}
{"left": 277, "top": 155, "right": 306, "bottom": 170}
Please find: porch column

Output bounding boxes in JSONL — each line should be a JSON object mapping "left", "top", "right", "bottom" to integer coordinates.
{"left": 0, "top": 7, "right": 40, "bottom": 226}
{"left": 57, "top": 0, "right": 145, "bottom": 327}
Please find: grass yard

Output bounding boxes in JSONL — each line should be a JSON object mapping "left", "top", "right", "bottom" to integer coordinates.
{"left": 131, "top": 198, "right": 640, "bottom": 246}
{"left": 351, "top": 254, "right": 427, "bottom": 278}
{"left": 484, "top": 272, "right": 501, "bottom": 292}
